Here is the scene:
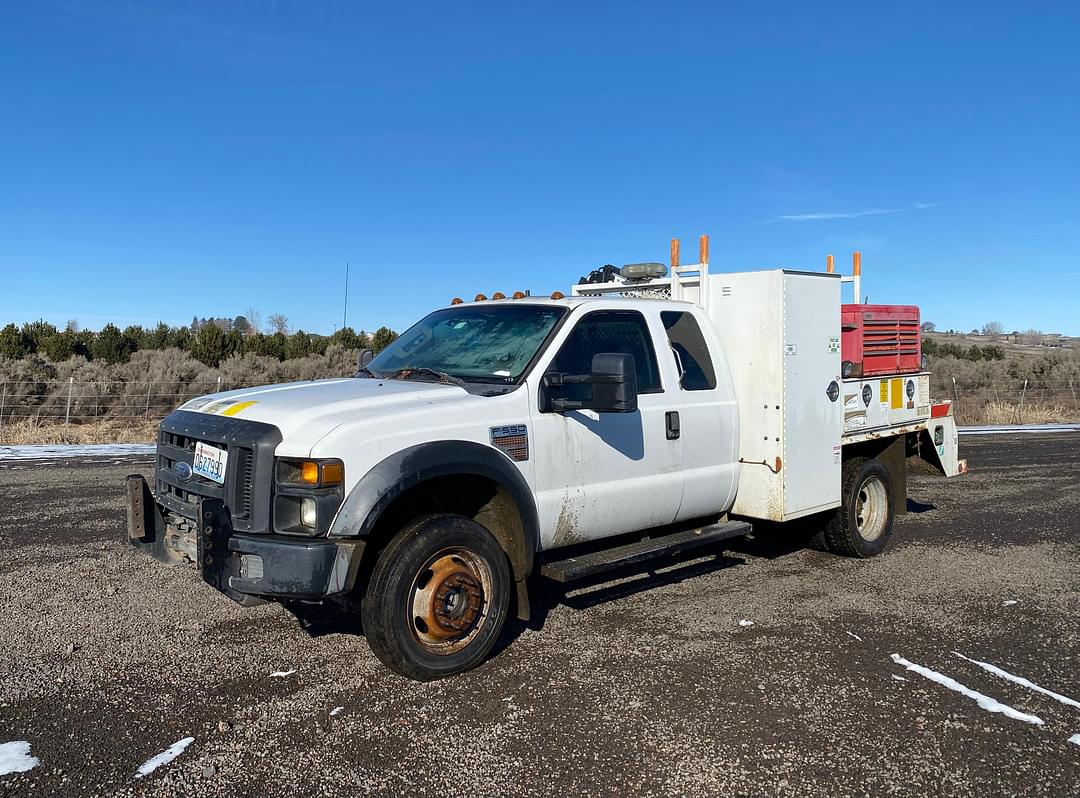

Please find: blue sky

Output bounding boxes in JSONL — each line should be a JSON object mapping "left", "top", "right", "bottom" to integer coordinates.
{"left": 2, "top": 1, "right": 1079, "bottom": 336}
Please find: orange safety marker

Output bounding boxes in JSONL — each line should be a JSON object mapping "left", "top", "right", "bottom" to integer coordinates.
{"left": 699, "top": 234, "right": 709, "bottom": 265}
{"left": 670, "top": 238, "right": 680, "bottom": 270}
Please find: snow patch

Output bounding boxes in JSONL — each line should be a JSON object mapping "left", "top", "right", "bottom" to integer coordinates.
{"left": 329, "top": 707, "right": 344, "bottom": 716}
{"left": 1069, "top": 734, "right": 1080, "bottom": 746}
{"left": 952, "top": 652, "right": 1080, "bottom": 710}
{"left": 269, "top": 669, "right": 296, "bottom": 678}
{"left": 846, "top": 631, "right": 863, "bottom": 642}
{"left": 959, "top": 424, "right": 1080, "bottom": 435}
{"left": 135, "top": 737, "right": 194, "bottom": 778}
{"left": 0, "top": 443, "right": 155, "bottom": 461}
{"left": 891, "top": 675, "right": 908, "bottom": 682}
{"left": 737, "top": 619, "right": 754, "bottom": 627}
{"left": 890, "top": 654, "right": 1043, "bottom": 725}
{"left": 1001, "top": 600, "right": 1018, "bottom": 606}
{"left": 0, "top": 741, "right": 40, "bottom": 775}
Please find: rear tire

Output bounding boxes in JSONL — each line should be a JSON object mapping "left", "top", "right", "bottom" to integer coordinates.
{"left": 823, "top": 457, "right": 894, "bottom": 558}
{"left": 362, "top": 515, "right": 511, "bottom": 681}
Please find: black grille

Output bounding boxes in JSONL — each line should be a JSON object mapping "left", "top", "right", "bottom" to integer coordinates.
{"left": 154, "top": 410, "right": 281, "bottom": 534}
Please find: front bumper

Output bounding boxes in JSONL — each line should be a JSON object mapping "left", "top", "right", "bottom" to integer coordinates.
{"left": 126, "top": 475, "right": 363, "bottom": 602}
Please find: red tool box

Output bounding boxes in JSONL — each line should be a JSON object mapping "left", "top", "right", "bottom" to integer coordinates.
{"left": 841, "top": 304, "right": 922, "bottom": 377}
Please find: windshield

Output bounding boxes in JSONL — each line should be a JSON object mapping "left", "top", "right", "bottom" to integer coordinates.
{"left": 366, "top": 304, "right": 567, "bottom": 383}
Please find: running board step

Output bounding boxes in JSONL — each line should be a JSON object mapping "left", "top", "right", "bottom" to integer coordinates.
{"left": 540, "top": 521, "right": 752, "bottom": 583}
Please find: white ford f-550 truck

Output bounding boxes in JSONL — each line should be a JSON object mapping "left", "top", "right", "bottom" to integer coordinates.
{"left": 127, "top": 239, "right": 966, "bottom": 680}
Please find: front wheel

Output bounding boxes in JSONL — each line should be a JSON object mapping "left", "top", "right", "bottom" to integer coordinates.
{"left": 823, "top": 457, "right": 895, "bottom": 558}
{"left": 362, "top": 515, "right": 511, "bottom": 681}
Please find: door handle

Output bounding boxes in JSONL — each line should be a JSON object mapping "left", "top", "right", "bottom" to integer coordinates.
{"left": 665, "top": 411, "right": 680, "bottom": 440}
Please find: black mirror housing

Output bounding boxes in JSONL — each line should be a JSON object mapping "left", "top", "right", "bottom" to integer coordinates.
{"left": 588, "top": 353, "right": 638, "bottom": 412}
{"left": 542, "top": 352, "right": 638, "bottom": 414}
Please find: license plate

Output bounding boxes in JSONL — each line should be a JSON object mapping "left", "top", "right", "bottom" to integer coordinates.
{"left": 192, "top": 441, "right": 229, "bottom": 484}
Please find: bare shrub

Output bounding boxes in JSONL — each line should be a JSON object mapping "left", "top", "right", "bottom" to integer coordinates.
{"left": 0, "top": 417, "right": 158, "bottom": 445}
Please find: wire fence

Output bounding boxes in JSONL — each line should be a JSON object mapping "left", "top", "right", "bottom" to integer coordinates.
{"left": 1, "top": 377, "right": 1078, "bottom": 430}
{"left": 0, "top": 377, "right": 275, "bottom": 427}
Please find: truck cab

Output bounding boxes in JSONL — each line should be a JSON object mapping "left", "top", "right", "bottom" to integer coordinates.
{"left": 127, "top": 240, "right": 964, "bottom": 680}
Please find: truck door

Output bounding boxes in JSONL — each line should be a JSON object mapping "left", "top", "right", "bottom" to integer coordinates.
{"left": 529, "top": 308, "right": 683, "bottom": 547}
{"left": 659, "top": 309, "right": 740, "bottom": 521}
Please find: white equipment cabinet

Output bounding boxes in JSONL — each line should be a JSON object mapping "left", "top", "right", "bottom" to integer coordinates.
{"left": 706, "top": 270, "right": 843, "bottom": 522}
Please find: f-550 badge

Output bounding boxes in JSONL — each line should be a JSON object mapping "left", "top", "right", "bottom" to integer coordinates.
{"left": 490, "top": 425, "right": 529, "bottom": 462}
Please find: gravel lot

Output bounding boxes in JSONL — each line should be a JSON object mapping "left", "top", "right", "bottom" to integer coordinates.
{"left": 1, "top": 434, "right": 1078, "bottom": 796}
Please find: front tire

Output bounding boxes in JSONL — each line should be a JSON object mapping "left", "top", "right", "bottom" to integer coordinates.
{"left": 823, "top": 457, "right": 894, "bottom": 558}
{"left": 362, "top": 515, "right": 511, "bottom": 681}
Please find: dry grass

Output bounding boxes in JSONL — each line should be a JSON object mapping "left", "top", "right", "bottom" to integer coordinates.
{"left": 0, "top": 417, "right": 159, "bottom": 446}
{"left": 980, "top": 400, "right": 1073, "bottom": 425}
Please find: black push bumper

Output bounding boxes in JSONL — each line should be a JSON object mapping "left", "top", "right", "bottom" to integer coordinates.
{"left": 126, "top": 475, "right": 363, "bottom": 602}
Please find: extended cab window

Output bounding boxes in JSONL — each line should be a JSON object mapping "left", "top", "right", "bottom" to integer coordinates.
{"left": 552, "top": 310, "right": 661, "bottom": 394}
{"left": 367, "top": 304, "right": 567, "bottom": 383}
{"left": 661, "top": 311, "right": 717, "bottom": 391}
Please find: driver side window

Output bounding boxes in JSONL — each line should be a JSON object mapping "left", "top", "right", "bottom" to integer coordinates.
{"left": 550, "top": 310, "right": 662, "bottom": 401}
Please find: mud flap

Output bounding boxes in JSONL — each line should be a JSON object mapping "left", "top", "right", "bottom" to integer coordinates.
{"left": 918, "top": 413, "right": 969, "bottom": 477}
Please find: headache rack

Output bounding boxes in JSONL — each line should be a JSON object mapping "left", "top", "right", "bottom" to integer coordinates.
{"left": 571, "top": 236, "right": 866, "bottom": 312}
{"left": 572, "top": 236, "right": 712, "bottom": 309}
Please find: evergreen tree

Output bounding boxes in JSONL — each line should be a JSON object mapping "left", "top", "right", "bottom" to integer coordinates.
{"left": 145, "top": 322, "right": 171, "bottom": 349}
{"left": 122, "top": 325, "right": 144, "bottom": 356}
{"left": 92, "top": 324, "right": 129, "bottom": 363}
{"left": 191, "top": 323, "right": 229, "bottom": 366}
{"left": 284, "top": 330, "right": 314, "bottom": 359}
{"left": 371, "top": 326, "right": 398, "bottom": 354}
{"left": 41, "top": 330, "right": 77, "bottom": 361}
{"left": 22, "top": 320, "right": 58, "bottom": 352}
{"left": 0, "top": 323, "right": 29, "bottom": 359}
{"left": 329, "top": 327, "right": 362, "bottom": 350}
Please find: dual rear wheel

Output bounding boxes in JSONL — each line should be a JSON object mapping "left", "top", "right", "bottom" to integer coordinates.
{"left": 821, "top": 456, "right": 896, "bottom": 558}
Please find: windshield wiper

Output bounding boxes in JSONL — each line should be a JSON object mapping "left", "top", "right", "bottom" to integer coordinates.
{"left": 355, "top": 366, "right": 381, "bottom": 378}
{"left": 385, "top": 367, "right": 465, "bottom": 386}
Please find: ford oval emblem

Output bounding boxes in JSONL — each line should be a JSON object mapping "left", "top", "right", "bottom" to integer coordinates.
{"left": 175, "top": 462, "right": 193, "bottom": 482}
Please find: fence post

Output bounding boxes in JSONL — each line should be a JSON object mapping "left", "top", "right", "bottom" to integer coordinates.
{"left": 145, "top": 383, "right": 152, "bottom": 418}
{"left": 951, "top": 377, "right": 959, "bottom": 417}
{"left": 65, "top": 377, "right": 74, "bottom": 425}
{"left": 217, "top": 376, "right": 222, "bottom": 393}
{"left": 1018, "top": 379, "right": 1028, "bottom": 424}
{"left": 1070, "top": 378, "right": 1078, "bottom": 412}
{"left": 0, "top": 383, "right": 5, "bottom": 435}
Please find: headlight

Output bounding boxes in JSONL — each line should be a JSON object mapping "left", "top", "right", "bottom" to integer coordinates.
{"left": 300, "top": 497, "right": 317, "bottom": 528}
{"left": 277, "top": 458, "right": 344, "bottom": 487}
{"left": 273, "top": 458, "right": 345, "bottom": 536}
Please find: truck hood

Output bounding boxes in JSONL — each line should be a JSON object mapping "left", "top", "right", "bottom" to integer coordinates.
{"left": 178, "top": 377, "right": 472, "bottom": 452}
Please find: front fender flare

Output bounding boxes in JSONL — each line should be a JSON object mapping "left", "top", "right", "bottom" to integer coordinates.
{"left": 328, "top": 441, "right": 539, "bottom": 607}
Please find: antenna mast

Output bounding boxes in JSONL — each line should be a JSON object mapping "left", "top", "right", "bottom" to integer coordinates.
{"left": 343, "top": 262, "right": 350, "bottom": 330}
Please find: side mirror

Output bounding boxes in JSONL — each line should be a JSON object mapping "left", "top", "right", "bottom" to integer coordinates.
{"left": 357, "top": 348, "right": 374, "bottom": 371}
{"left": 542, "top": 352, "right": 638, "bottom": 413}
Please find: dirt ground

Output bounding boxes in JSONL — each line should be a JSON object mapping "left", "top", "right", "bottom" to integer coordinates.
{"left": 0, "top": 434, "right": 1077, "bottom": 797}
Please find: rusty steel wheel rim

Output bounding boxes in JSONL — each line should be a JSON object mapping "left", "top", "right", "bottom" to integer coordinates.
{"left": 855, "top": 475, "right": 889, "bottom": 541}
{"left": 408, "top": 547, "right": 492, "bottom": 655}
